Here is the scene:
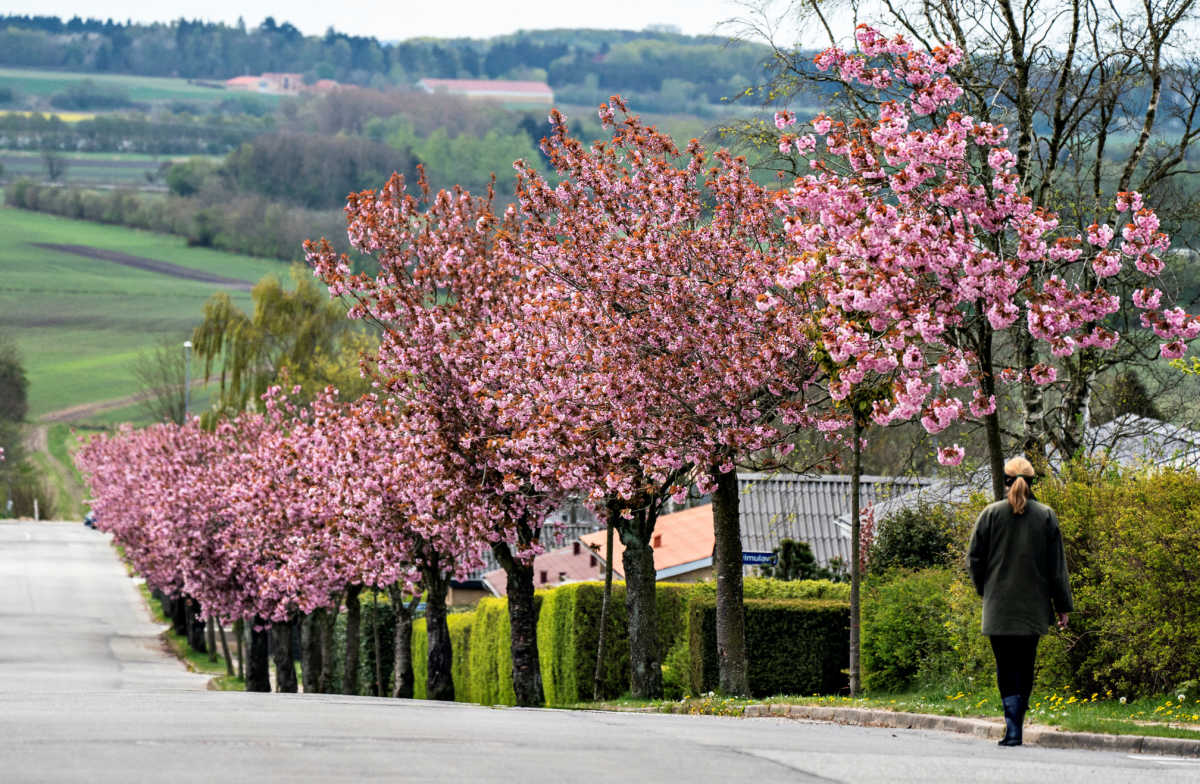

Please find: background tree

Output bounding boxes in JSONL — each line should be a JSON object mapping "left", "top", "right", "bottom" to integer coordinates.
{"left": 130, "top": 335, "right": 189, "bottom": 424}
{"left": 760, "top": 539, "right": 836, "bottom": 581}
{"left": 191, "top": 265, "right": 371, "bottom": 417}
{"left": 732, "top": 0, "right": 1200, "bottom": 471}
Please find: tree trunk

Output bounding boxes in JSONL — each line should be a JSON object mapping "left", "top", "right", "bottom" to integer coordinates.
{"left": 318, "top": 600, "right": 338, "bottom": 694}
{"left": 978, "top": 320, "right": 1006, "bottom": 500}
{"left": 1019, "top": 332, "right": 1048, "bottom": 469}
{"left": 169, "top": 593, "right": 187, "bottom": 637}
{"left": 300, "top": 609, "right": 324, "bottom": 694}
{"left": 218, "top": 621, "right": 234, "bottom": 677}
{"left": 343, "top": 584, "right": 362, "bottom": 695}
{"left": 592, "top": 504, "right": 617, "bottom": 701}
{"left": 206, "top": 617, "right": 218, "bottom": 663}
{"left": 423, "top": 564, "right": 454, "bottom": 701}
{"left": 621, "top": 513, "right": 662, "bottom": 699}
{"left": 234, "top": 619, "right": 245, "bottom": 680}
{"left": 370, "top": 592, "right": 384, "bottom": 696}
{"left": 271, "top": 617, "right": 298, "bottom": 693}
{"left": 390, "top": 587, "right": 416, "bottom": 699}
{"left": 185, "top": 596, "right": 207, "bottom": 653}
{"left": 1060, "top": 352, "right": 1095, "bottom": 458}
{"left": 711, "top": 465, "right": 749, "bottom": 696}
{"left": 849, "top": 420, "right": 863, "bottom": 697}
{"left": 494, "top": 539, "right": 545, "bottom": 707}
{"left": 245, "top": 617, "right": 271, "bottom": 692}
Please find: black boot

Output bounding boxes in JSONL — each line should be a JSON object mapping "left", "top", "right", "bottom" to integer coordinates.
{"left": 998, "top": 695, "right": 1023, "bottom": 746}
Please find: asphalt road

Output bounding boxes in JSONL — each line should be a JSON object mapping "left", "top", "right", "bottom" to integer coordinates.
{"left": 2, "top": 520, "right": 1197, "bottom": 783}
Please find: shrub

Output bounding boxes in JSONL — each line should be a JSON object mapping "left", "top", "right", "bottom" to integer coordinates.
{"left": 1041, "top": 462, "right": 1200, "bottom": 696}
{"left": 860, "top": 568, "right": 958, "bottom": 692}
{"left": 689, "top": 597, "right": 850, "bottom": 697}
{"left": 868, "top": 502, "right": 957, "bottom": 574}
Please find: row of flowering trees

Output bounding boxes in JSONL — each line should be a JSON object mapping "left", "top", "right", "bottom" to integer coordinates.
{"left": 77, "top": 27, "right": 1197, "bottom": 700}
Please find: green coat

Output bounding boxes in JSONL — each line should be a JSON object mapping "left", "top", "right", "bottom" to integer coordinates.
{"left": 967, "top": 497, "right": 1074, "bottom": 636}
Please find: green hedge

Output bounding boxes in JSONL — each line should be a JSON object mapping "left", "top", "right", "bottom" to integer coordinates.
{"left": 537, "top": 581, "right": 695, "bottom": 705}
{"left": 689, "top": 597, "right": 849, "bottom": 697}
{"left": 404, "top": 577, "right": 851, "bottom": 705}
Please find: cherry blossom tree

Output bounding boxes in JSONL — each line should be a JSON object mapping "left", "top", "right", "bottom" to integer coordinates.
{"left": 307, "top": 175, "right": 561, "bottom": 707}
{"left": 500, "top": 99, "right": 834, "bottom": 697}
{"left": 758, "top": 24, "right": 1200, "bottom": 692}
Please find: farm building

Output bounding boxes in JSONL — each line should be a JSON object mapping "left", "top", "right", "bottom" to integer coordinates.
{"left": 416, "top": 78, "right": 554, "bottom": 105}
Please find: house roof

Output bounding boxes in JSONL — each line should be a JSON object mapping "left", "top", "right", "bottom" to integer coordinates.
{"left": 1082, "top": 413, "right": 1200, "bottom": 469}
{"left": 481, "top": 541, "right": 605, "bottom": 596}
{"left": 579, "top": 504, "right": 715, "bottom": 579}
{"left": 417, "top": 78, "right": 554, "bottom": 98}
{"left": 737, "top": 473, "right": 934, "bottom": 566}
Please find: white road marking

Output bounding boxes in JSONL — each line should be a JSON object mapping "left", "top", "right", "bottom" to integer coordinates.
{"left": 1126, "top": 755, "right": 1200, "bottom": 765}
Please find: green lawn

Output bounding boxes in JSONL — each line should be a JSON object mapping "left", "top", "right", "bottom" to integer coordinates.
{"left": 0, "top": 67, "right": 270, "bottom": 106}
{"left": 0, "top": 206, "right": 287, "bottom": 419}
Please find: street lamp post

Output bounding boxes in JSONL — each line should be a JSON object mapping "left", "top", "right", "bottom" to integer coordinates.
{"left": 183, "top": 340, "right": 192, "bottom": 423}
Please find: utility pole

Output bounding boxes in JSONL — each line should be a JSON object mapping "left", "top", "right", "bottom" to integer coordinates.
{"left": 183, "top": 340, "right": 192, "bottom": 422}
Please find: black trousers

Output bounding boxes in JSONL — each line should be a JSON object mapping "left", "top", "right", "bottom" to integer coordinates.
{"left": 989, "top": 635, "right": 1039, "bottom": 700}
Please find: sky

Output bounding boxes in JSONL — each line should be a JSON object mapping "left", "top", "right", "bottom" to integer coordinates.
{"left": 4, "top": 0, "right": 771, "bottom": 42}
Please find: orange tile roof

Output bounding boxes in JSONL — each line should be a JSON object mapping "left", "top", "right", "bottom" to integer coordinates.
{"left": 579, "top": 504, "right": 714, "bottom": 577}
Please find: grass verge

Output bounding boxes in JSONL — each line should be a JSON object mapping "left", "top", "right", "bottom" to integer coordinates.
{"left": 136, "top": 581, "right": 243, "bottom": 691}
{"left": 578, "top": 687, "right": 1200, "bottom": 741}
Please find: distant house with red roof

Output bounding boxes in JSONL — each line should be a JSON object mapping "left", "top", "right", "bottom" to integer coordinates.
{"left": 482, "top": 539, "right": 606, "bottom": 596}
{"left": 225, "top": 72, "right": 336, "bottom": 95}
{"left": 579, "top": 504, "right": 715, "bottom": 583}
{"left": 417, "top": 78, "right": 554, "bottom": 105}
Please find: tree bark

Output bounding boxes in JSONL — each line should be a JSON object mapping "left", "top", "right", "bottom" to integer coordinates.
{"left": 371, "top": 591, "right": 384, "bottom": 696}
{"left": 494, "top": 538, "right": 545, "bottom": 707}
{"left": 390, "top": 586, "right": 416, "bottom": 699}
{"left": 168, "top": 593, "right": 187, "bottom": 637}
{"left": 592, "top": 503, "right": 618, "bottom": 701}
{"left": 206, "top": 617, "right": 218, "bottom": 663}
{"left": 849, "top": 419, "right": 863, "bottom": 697}
{"left": 218, "top": 621, "right": 234, "bottom": 677}
{"left": 300, "top": 609, "right": 324, "bottom": 694}
{"left": 318, "top": 600, "right": 338, "bottom": 694}
{"left": 234, "top": 619, "right": 245, "bottom": 680}
{"left": 978, "top": 319, "right": 1006, "bottom": 500}
{"left": 621, "top": 511, "right": 662, "bottom": 699}
{"left": 245, "top": 616, "right": 271, "bottom": 692}
{"left": 270, "top": 617, "right": 298, "bottom": 693}
{"left": 423, "top": 564, "right": 454, "bottom": 701}
{"left": 343, "top": 584, "right": 362, "bottom": 695}
{"left": 711, "top": 465, "right": 749, "bottom": 696}
{"left": 185, "top": 596, "right": 207, "bottom": 653}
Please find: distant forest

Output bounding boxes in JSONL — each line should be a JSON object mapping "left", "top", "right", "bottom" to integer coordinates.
{"left": 0, "top": 15, "right": 783, "bottom": 115}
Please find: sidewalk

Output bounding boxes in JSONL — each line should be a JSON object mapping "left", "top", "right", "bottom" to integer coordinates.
{"left": 739, "top": 703, "right": 1200, "bottom": 758}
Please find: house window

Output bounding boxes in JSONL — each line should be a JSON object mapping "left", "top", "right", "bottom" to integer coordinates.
{"left": 573, "top": 541, "right": 581, "bottom": 556}
{"left": 590, "top": 555, "right": 597, "bottom": 567}
{"left": 539, "top": 570, "right": 548, "bottom": 584}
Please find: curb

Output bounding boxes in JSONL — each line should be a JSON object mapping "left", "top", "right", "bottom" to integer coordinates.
{"left": 742, "top": 703, "right": 1200, "bottom": 758}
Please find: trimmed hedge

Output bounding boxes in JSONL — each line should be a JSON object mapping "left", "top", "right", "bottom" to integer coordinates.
{"left": 688, "top": 598, "right": 850, "bottom": 697}
{"left": 537, "top": 581, "right": 694, "bottom": 705}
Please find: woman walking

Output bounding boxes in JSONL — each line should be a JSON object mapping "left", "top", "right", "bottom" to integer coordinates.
{"left": 968, "top": 456, "right": 1073, "bottom": 747}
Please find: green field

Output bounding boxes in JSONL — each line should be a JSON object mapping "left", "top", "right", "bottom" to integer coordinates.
{"left": 0, "top": 151, "right": 197, "bottom": 188}
{"left": 0, "top": 206, "right": 287, "bottom": 419}
{"left": 0, "top": 67, "right": 272, "bottom": 107}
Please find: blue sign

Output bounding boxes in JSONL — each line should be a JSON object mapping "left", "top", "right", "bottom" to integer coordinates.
{"left": 742, "top": 552, "right": 777, "bottom": 565}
